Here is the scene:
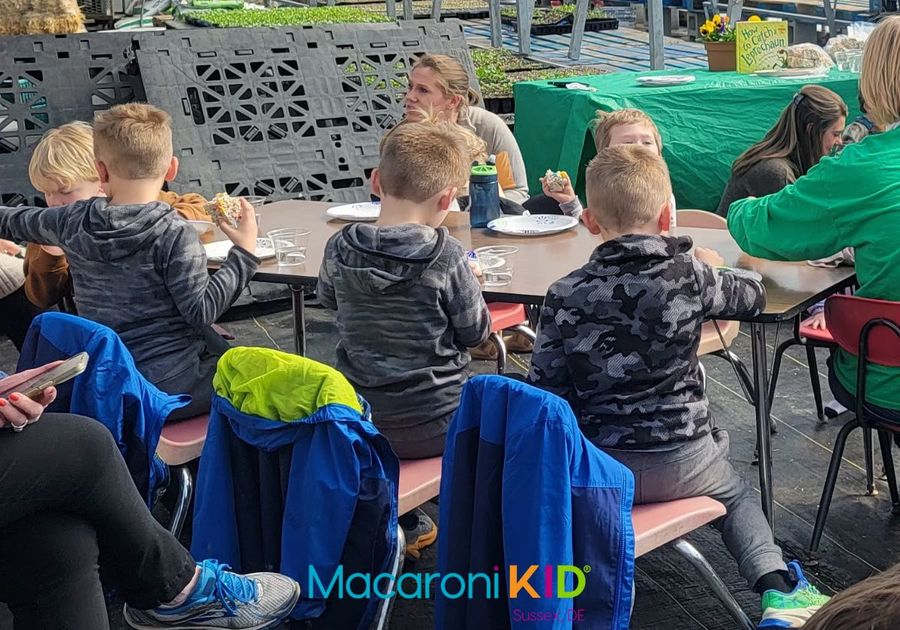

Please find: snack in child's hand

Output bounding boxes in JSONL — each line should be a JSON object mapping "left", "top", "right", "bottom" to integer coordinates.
{"left": 543, "top": 169, "right": 570, "bottom": 192}
{"left": 205, "top": 193, "right": 242, "bottom": 228}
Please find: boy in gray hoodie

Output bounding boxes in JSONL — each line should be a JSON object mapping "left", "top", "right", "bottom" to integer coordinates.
{"left": 318, "top": 121, "right": 490, "bottom": 555}
{"left": 0, "top": 104, "right": 260, "bottom": 419}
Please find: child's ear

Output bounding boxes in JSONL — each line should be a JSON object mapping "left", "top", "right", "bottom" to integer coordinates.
{"left": 582, "top": 209, "right": 603, "bottom": 235}
{"left": 437, "top": 187, "right": 458, "bottom": 212}
{"left": 657, "top": 199, "right": 673, "bottom": 233}
{"left": 95, "top": 160, "right": 110, "bottom": 184}
{"left": 165, "top": 157, "right": 179, "bottom": 183}
{"left": 370, "top": 168, "right": 383, "bottom": 198}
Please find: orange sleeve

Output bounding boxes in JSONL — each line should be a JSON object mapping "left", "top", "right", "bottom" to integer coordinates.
{"left": 23, "top": 243, "right": 72, "bottom": 309}
{"left": 495, "top": 151, "right": 517, "bottom": 192}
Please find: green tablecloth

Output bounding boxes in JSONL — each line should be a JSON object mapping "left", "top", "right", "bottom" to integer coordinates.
{"left": 513, "top": 68, "right": 860, "bottom": 211}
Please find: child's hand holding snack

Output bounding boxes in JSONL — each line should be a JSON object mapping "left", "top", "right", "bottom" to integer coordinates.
{"left": 215, "top": 196, "right": 258, "bottom": 254}
{"left": 541, "top": 170, "right": 577, "bottom": 205}
{"left": 694, "top": 247, "right": 725, "bottom": 268}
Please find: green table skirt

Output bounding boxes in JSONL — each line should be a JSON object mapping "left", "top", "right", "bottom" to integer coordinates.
{"left": 514, "top": 68, "right": 860, "bottom": 211}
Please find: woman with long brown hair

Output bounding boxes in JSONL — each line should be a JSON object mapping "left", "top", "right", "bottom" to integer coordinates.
{"left": 729, "top": 16, "right": 900, "bottom": 422}
{"left": 405, "top": 54, "right": 530, "bottom": 203}
{"left": 717, "top": 85, "right": 847, "bottom": 216}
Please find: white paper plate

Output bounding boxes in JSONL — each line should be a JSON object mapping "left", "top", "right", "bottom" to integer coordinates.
{"left": 487, "top": 214, "right": 579, "bottom": 236}
{"left": 205, "top": 238, "right": 275, "bottom": 262}
{"left": 187, "top": 220, "right": 215, "bottom": 235}
{"left": 635, "top": 75, "right": 697, "bottom": 86}
{"left": 326, "top": 202, "right": 381, "bottom": 222}
{"left": 753, "top": 68, "right": 828, "bottom": 79}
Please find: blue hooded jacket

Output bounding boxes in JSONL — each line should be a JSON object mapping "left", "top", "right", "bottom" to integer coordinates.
{"left": 191, "top": 348, "right": 400, "bottom": 627}
{"left": 17, "top": 312, "right": 190, "bottom": 505}
{"left": 436, "top": 376, "right": 635, "bottom": 630}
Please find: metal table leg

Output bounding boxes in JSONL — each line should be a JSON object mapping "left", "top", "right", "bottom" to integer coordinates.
{"left": 750, "top": 322, "right": 775, "bottom": 531}
{"left": 290, "top": 286, "right": 306, "bottom": 356}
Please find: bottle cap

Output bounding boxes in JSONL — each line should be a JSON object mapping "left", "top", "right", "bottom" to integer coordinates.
{"left": 471, "top": 163, "right": 497, "bottom": 176}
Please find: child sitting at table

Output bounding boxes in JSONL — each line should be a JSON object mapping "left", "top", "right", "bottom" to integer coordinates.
{"left": 0, "top": 105, "right": 260, "bottom": 420}
{"left": 317, "top": 120, "right": 490, "bottom": 556}
{"left": 22, "top": 120, "right": 213, "bottom": 311}
{"left": 537, "top": 108, "right": 676, "bottom": 228}
{"left": 528, "top": 145, "right": 829, "bottom": 628}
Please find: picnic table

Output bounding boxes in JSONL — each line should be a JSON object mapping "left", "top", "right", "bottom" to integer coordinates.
{"left": 223, "top": 199, "right": 856, "bottom": 530}
{"left": 513, "top": 68, "right": 860, "bottom": 212}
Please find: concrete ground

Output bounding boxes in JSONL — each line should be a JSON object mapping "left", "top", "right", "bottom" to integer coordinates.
{"left": 1, "top": 302, "right": 898, "bottom": 629}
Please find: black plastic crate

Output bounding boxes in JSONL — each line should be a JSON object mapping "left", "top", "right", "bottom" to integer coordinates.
{"left": 134, "top": 22, "right": 475, "bottom": 203}
{"left": 483, "top": 95, "right": 514, "bottom": 115}
{"left": 501, "top": 15, "right": 618, "bottom": 36}
{"left": 0, "top": 32, "right": 143, "bottom": 206}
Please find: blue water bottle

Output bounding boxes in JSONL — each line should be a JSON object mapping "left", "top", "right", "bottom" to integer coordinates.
{"left": 469, "top": 155, "right": 501, "bottom": 228}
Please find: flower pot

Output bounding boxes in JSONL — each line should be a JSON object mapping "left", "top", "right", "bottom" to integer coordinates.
{"left": 704, "top": 40, "right": 736, "bottom": 72}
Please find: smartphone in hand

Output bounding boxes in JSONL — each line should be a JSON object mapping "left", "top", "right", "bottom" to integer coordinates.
{"left": 0, "top": 352, "right": 89, "bottom": 400}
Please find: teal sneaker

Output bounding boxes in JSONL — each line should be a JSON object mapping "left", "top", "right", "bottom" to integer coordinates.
{"left": 758, "top": 561, "right": 830, "bottom": 628}
{"left": 123, "top": 559, "right": 300, "bottom": 629}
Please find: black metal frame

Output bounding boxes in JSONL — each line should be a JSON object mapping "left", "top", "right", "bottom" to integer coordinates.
{"left": 767, "top": 316, "right": 830, "bottom": 421}
{"left": 808, "top": 317, "right": 900, "bottom": 554}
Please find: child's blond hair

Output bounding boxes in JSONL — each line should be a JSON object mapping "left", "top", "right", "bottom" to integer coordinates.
{"left": 593, "top": 109, "right": 663, "bottom": 155}
{"left": 93, "top": 104, "right": 173, "bottom": 180}
{"left": 585, "top": 145, "right": 671, "bottom": 233}
{"left": 378, "top": 121, "right": 470, "bottom": 202}
{"left": 28, "top": 121, "right": 99, "bottom": 193}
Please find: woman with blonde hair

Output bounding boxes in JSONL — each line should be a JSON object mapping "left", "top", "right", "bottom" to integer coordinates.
{"left": 405, "top": 54, "right": 530, "bottom": 203}
{"left": 729, "top": 16, "right": 900, "bottom": 422}
{"left": 717, "top": 84, "right": 847, "bottom": 216}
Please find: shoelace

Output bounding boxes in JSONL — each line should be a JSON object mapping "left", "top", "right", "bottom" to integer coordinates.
{"left": 205, "top": 561, "right": 259, "bottom": 617}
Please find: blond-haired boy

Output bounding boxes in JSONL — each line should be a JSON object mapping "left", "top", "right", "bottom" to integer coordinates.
{"left": 23, "top": 120, "right": 212, "bottom": 310}
{"left": 0, "top": 104, "right": 259, "bottom": 419}
{"left": 317, "top": 121, "right": 490, "bottom": 554}
{"left": 528, "top": 145, "right": 828, "bottom": 626}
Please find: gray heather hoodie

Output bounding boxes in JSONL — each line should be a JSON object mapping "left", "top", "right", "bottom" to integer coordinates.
{"left": 317, "top": 223, "right": 490, "bottom": 441}
{"left": 0, "top": 198, "right": 259, "bottom": 385}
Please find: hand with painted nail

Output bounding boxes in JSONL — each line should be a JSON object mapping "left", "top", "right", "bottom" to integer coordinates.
{"left": 0, "top": 366, "right": 59, "bottom": 431}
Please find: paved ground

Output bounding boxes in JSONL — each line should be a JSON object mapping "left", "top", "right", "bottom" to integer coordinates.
{"left": 1, "top": 302, "right": 898, "bottom": 629}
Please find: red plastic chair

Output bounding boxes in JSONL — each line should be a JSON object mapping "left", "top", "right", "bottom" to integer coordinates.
{"left": 809, "top": 295, "right": 900, "bottom": 553}
{"left": 486, "top": 303, "right": 536, "bottom": 374}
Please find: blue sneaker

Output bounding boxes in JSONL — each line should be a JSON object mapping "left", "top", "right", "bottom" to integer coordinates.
{"left": 758, "top": 561, "right": 830, "bottom": 628}
{"left": 123, "top": 559, "right": 300, "bottom": 629}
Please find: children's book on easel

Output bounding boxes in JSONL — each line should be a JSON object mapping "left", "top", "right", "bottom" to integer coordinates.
{"left": 736, "top": 20, "right": 789, "bottom": 73}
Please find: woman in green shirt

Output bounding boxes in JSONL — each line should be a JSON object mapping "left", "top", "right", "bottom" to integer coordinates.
{"left": 728, "top": 16, "right": 900, "bottom": 415}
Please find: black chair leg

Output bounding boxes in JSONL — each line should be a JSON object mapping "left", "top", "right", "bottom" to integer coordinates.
{"left": 809, "top": 416, "right": 860, "bottom": 553}
{"left": 864, "top": 427, "right": 877, "bottom": 495}
{"left": 878, "top": 429, "right": 900, "bottom": 514}
{"left": 805, "top": 345, "right": 825, "bottom": 421}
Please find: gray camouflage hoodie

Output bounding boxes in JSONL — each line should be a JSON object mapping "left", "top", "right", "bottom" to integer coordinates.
{"left": 0, "top": 198, "right": 259, "bottom": 385}
{"left": 317, "top": 223, "right": 490, "bottom": 443}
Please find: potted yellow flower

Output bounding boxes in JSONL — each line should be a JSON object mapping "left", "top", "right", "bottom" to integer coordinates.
{"left": 698, "top": 14, "right": 737, "bottom": 72}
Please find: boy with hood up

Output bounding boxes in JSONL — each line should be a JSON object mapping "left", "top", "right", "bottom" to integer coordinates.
{"left": 317, "top": 121, "right": 491, "bottom": 556}
{"left": 0, "top": 104, "right": 260, "bottom": 420}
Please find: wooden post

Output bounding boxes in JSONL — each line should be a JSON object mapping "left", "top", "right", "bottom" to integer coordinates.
{"left": 647, "top": 0, "right": 665, "bottom": 70}
{"left": 489, "top": 0, "right": 502, "bottom": 47}
{"left": 517, "top": 0, "right": 533, "bottom": 54}
{"left": 568, "top": 0, "right": 590, "bottom": 61}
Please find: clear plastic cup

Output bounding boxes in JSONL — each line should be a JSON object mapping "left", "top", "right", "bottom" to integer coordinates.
{"left": 244, "top": 195, "right": 267, "bottom": 228}
{"left": 833, "top": 50, "right": 849, "bottom": 72}
{"left": 846, "top": 51, "right": 863, "bottom": 73}
{"left": 474, "top": 246, "right": 518, "bottom": 287}
{"left": 267, "top": 228, "right": 310, "bottom": 266}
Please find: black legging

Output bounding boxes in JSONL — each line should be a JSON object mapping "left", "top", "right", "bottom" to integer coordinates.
{"left": 0, "top": 414, "right": 195, "bottom": 629}
{"left": 0, "top": 287, "right": 43, "bottom": 351}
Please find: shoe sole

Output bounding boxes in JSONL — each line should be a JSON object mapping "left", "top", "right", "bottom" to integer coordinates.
{"left": 123, "top": 581, "right": 301, "bottom": 630}
{"left": 405, "top": 524, "right": 438, "bottom": 560}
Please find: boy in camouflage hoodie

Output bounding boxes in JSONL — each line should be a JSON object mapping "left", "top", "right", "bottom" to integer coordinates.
{"left": 528, "top": 145, "right": 828, "bottom": 627}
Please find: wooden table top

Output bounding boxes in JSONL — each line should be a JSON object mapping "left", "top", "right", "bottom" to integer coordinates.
{"left": 232, "top": 199, "right": 855, "bottom": 322}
